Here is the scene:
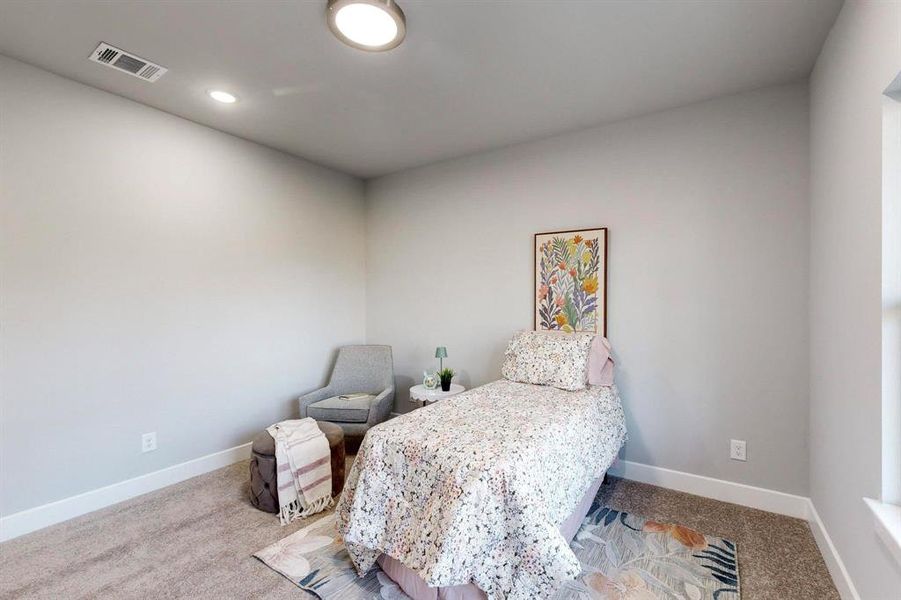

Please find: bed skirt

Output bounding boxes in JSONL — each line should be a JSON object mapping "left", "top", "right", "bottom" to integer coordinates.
{"left": 376, "top": 472, "right": 607, "bottom": 600}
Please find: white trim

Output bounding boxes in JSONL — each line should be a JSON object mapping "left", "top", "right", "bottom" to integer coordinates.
{"left": 863, "top": 497, "right": 901, "bottom": 567}
{"left": 0, "top": 442, "right": 252, "bottom": 542}
{"left": 607, "top": 459, "right": 809, "bottom": 518}
{"left": 807, "top": 500, "right": 861, "bottom": 600}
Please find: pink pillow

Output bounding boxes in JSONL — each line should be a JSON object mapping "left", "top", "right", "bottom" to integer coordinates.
{"left": 587, "top": 336, "right": 615, "bottom": 386}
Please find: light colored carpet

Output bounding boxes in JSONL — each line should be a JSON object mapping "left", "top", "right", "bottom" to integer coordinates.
{"left": 0, "top": 459, "right": 838, "bottom": 599}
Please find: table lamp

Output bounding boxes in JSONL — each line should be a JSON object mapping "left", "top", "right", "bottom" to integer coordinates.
{"left": 435, "top": 346, "right": 448, "bottom": 371}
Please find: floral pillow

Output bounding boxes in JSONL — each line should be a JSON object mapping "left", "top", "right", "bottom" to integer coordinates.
{"left": 501, "top": 330, "right": 595, "bottom": 391}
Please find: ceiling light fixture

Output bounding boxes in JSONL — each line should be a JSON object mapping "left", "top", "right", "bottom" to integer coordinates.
{"left": 208, "top": 90, "right": 237, "bottom": 104}
{"left": 327, "top": 0, "right": 406, "bottom": 52}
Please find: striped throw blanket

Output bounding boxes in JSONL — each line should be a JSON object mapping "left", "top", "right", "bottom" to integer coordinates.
{"left": 266, "top": 418, "right": 333, "bottom": 525}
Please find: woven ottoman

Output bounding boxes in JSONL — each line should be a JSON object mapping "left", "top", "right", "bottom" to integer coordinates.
{"left": 249, "top": 420, "right": 346, "bottom": 513}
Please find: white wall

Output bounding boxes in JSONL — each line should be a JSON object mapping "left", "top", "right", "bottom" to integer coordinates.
{"left": 366, "top": 83, "right": 811, "bottom": 496}
{"left": 884, "top": 79, "right": 901, "bottom": 508}
{"left": 0, "top": 56, "right": 366, "bottom": 516}
{"left": 809, "top": 1, "right": 901, "bottom": 597}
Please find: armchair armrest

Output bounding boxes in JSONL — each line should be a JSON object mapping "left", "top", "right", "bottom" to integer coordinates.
{"left": 298, "top": 385, "right": 334, "bottom": 418}
{"left": 367, "top": 386, "right": 395, "bottom": 427}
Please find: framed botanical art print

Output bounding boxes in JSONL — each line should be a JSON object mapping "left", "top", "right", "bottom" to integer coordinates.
{"left": 534, "top": 227, "right": 608, "bottom": 335}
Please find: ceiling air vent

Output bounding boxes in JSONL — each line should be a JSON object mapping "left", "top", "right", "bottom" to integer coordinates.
{"left": 87, "top": 42, "right": 168, "bottom": 82}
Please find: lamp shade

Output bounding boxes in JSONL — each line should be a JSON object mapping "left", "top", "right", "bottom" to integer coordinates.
{"left": 434, "top": 346, "right": 448, "bottom": 359}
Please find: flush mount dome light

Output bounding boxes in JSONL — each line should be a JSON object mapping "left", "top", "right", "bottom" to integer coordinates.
{"left": 208, "top": 90, "right": 237, "bottom": 104}
{"left": 327, "top": 0, "right": 406, "bottom": 52}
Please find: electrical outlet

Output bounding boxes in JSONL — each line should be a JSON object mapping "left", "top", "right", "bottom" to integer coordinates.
{"left": 142, "top": 432, "right": 157, "bottom": 453}
{"left": 730, "top": 439, "right": 747, "bottom": 461}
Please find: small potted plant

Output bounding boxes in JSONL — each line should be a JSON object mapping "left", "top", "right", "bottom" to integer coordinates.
{"left": 437, "top": 368, "right": 455, "bottom": 392}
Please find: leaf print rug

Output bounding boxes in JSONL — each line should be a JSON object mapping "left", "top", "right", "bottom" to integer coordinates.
{"left": 255, "top": 503, "right": 739, "bottom": 599}
{"left": 558, "top": 505, "right": 740, "bottom": 600}
{"left": 254, "top": 513, "right": 408, "bottom": 599}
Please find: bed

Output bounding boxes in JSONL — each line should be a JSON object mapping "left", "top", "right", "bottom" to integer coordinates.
{"left": 335, "top": 376, "right": 627, "bottom": 599}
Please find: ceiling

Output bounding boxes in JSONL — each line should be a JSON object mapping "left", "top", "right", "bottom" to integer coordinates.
{"left": 0, "top": 0, "right": 842, "bottom": 178}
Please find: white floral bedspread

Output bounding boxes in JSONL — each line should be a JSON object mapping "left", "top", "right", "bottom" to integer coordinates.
{"left": 335, "top": 379, "right": 627, "bottom": 599}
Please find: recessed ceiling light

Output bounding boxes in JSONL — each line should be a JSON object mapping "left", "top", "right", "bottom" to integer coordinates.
{"left": 208, "top": 90, "right": 237, "bottom": 104}
{"left": 327, "top": 0, "right": 406, "bottom": 52}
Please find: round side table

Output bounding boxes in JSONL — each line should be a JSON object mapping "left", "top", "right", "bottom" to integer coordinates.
{"left": 410, "top": 383, "right": 466, "bottom": 407}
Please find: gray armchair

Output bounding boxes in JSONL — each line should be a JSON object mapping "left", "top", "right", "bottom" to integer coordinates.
{"left": 299, "top": 345, "right": 395, "bottom": 451}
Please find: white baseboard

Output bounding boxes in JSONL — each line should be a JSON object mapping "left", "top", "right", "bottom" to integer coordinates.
{"left": 0, "top": 442, "right": 252, "bottom": 543}
{"left": 806, "top": 500, "right": 860, "bottom": 600}
{"left": 607, "top": 459, "right": 810, "bottom": 519}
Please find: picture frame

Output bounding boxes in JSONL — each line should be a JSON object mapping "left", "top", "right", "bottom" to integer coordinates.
{"left": 534, "top": 227, "right": 608, "bottom": 336}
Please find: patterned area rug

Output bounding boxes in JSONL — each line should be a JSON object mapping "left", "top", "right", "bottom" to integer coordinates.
{"left": 255, "top": 501, "right": 740, "bottom": 599}
{"left": 254, "top": 513, "right": 407, "bottom": 599}
{"left": 557, "top": 506, "right": 740, "bottom": 599}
